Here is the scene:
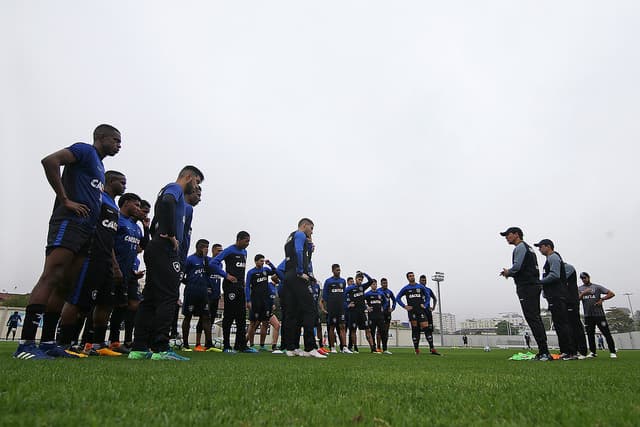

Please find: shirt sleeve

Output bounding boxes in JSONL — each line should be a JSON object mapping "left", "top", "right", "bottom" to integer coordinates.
{"left": 396, "top": 287, "right": 407, "bottom": 308}
{"left": 508, "top": 243, "right": 527, "bottom": 275}
{"left": 540, "top": 254, "right": 561, "bottom": 284}
{"left": 212, "top": 247, "right": 230, "bottom": 278}
{"left": 294, "top": 231, "right": 306, "bottom": 274}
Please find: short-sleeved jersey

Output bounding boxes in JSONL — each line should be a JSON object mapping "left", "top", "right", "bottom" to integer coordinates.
{"left": 7, "top": 313, "right": 22, "bottom": 326}
{"left": 396, "top": 283, "right": 430, "bottom": 309}
{"left": 578, "top": 283, "right": 611, "bottom": 317}
{"left": 212, "top": 245, "right": 247, "bottom": 285}
{"left": 151, "top": 183, "right": 186, "bottom": 245}
{"left": 114, "top": 214, "right": 143, "bottom": 282}
{"left": 365, "top": 289, "right": 387, "bottom": 319}
{"left": 323, "top": 276, "right": 347, "bottom": 310}
{"left": 50, "top": 143, "right": 105, "bottom": 228}
{"left": 246, "top": 266, "right": 274, "bottom": 302}
{"left": 89, "top": 192, "right": 119, "bottom": 260}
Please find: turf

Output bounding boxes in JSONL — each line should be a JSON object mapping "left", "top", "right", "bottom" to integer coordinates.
{"left": 1, "top": 342, "right": 638, "bottom": 426}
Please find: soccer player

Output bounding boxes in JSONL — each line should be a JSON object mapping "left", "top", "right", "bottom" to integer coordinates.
{"left": 212, "top": 231, "right": 255, "bottom": 354}
{"left": 534, "top": 239, "right": 577, "bottom": 360}
{"left": 578, "top": 272, "right": 618, "bottom": 358}
{"left": 345, "top": 271, "right": 376, "bottom": 353}
{"left": 311, "top": 277, "right": 327, "bottom": 354}
{"left": 397, "top": 272, "right": 433, "bottom": 355}
{"left": 364, "top": 280, "right": 387, "bottom": 354}
{"left": 266, "top": 278, "right": 282, "bottom": 352}
{"left": 195, "top": 243, "right": 223, "bottom": 350}
{"left": 283, "top": 218, "right": 325, "bottom": 358}
{"left": 524, "top": 332, "right": 531, "bottom": 350}
{"left": 245, "top": 255, "right": 277, "bottom": 351}
{"left": 181, "top": 239, "right": 214, "bottom": 351}
{"left": 378, "top": 277, "right": 396, "bottom": 354}
{"left": 56, "top": 170, "right": 126, "bottom": 357}
{"left": 14, "top": 124, "right": 121, "bottom": 360}
{"left": 6, "top": 311, "right": 22, "bottom": 340}
{"left": 418, "top": 275, "right": 441, "bottom": 355}
{"left": 129, "top": 165, "right": 204, "bottom": 361}
{"left": 322, "top": 264, "right": 350, "bottom": 354}
{"left": 499, "top": 227, "right": 551, "bottom": 361}
{"left": 562, "top": 261, "right": 588, "bottom": 358}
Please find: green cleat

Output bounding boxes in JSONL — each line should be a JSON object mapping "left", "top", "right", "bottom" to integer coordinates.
{"left": 151, "top": 350, "right": 190, "bottom": 361}
{"left": 128, "top": 350, "right": 151, "bottom": 360}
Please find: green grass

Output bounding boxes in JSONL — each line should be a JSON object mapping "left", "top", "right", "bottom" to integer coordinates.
{"left": 1, "top": 342, "right": 638, "bottom": 426}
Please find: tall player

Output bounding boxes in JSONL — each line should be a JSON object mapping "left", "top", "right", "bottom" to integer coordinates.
{"left": 322, "top": 264, "right": 350, "bottom": 354}
{"left": 397, "top": 272, "right": 432, "bottom": 355}
{"left": 14, "top": 125, "right": 121, "bottom": 360}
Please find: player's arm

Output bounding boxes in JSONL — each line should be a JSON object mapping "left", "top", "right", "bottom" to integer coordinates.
{"left": 245, "top": 270, "right": 252, "bottom": 305}
{"left": 396, "top": 287, "right": 408, "bottom": 310}
{"left": 212, "top": 248, "right": 232, "bottom": 280}
{"left": 596, "top": 286, "right": 615, "bottom": 306}
{"left": 111, "top": 249, "right": 123, "bottom": 284}
{"left": 155, "top": 192, "right": 179, "bottom": 250}
{"left": 322, "top": 280, "right": 330, "bottom": 303}
{"left": 429, "top": 289, "right": 437, "bottom": 311}
{"left": 540, "top": 255, "right": 561, "bottom": 284}
{"left": 294, "top": 232, "right": 307, "bottom": 277}
{"left": 387, "top": 290, "right": 396, "bottom": 311}
{"left": 41, "top": 147, "right": 90, "bottom": 217}
{"left": 361, "top": 272, "right": 373, "bottom": 291}
{"left": 345, "top": 286, "right": 354, "bottom": 308}
{"left": 501, "top": 244, "right": 526, "bottom": 278}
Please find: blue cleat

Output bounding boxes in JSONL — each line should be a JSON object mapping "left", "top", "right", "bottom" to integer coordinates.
{"left": 39, "top": 342, "right": 79, "bottom": 358}
{"left": 223, "top": 348, "right": 237, "bottom": 354}
{"left": 13, "top": 343, "right": 54, "bottom": 360}
{"left": 150, "top": 350, "right": 190, "bottom": 361}
{"left": 242, "top": 347, "right": 258, "bottom": 353}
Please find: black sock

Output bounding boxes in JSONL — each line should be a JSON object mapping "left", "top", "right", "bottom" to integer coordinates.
{"left": 58, "top": 323, "right": 77, "bottom": 346}
{"left": 93, "top": 325, "right": 108, "bottom": 346}
{"left": 411, "top": 326, "right": 420, "bottom": 350}
{"left": 424, "top": 329, "right": 434, "bottom": 350}
{"left": 108, "top": 307, "right": 126, "bottom": 343}
{"left": 82, "top": 315, "right": 94, "bottom": 345}
{"left": 124, "top": 310, "right": 136, "bottom": 344}
{"left": 41, "top": 312, "right": 61, "bottom": 343}
{"left": 21, "top": 304, "right": 46, "bottom": 343}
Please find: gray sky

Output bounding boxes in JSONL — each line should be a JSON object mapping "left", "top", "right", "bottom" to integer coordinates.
{"left": 2, "top": 1, "right": 639, "bottom": 322}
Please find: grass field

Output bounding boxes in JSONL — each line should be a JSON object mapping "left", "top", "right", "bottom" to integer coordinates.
{"left": 1, "top": 342, "right": 638, "bottom": 426}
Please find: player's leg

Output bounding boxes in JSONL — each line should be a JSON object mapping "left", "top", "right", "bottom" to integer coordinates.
{"left": 181, "top": 310, "right": 193, "bottom": 350}
{"left": 410, "top": 319, "right": 420, "bottom": 353}
{"left": 584, "top": 318, "right": 597, "bottom": 355}
{"left": 596, "top": 318, "right": 617, "bottom": 355}
{"left": 269, "top": 315, "right": 280, "bottom": 351}
{"left": 516, "top": 285, "right": 549, "bottom": 357}
{"left": 547, "top": 295, "right": 575, "bottom": 357}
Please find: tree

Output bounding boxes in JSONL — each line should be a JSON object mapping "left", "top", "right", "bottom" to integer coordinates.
{"left": 496, "top": 320, "right": 510, "bottom": 335}
{"left": 605, "top": 308, "right": 634, "bottom": 333}
{"left": 0, "top": 294, "right": 29, "bottom": 307}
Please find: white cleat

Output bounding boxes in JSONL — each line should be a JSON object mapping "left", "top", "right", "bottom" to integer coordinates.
{"left": 330, "top": 348, "right": 337, "bottom": 354}
{"left": 586, "top": 352, "right": 597, "bottom": 358}
{"left": 272, "top": 349, "right": 284, "bottom": 354}
{"left": 577, "top": 354, "right": 586, "bottom": 360}
{"left": 293, "top": 348, "right": 305, "bottom": 357}
{"left": 383, "top": 350, "right": 393, "bottom": 355}
{"left": 285, "top": 350, "right": 296, "bottom": 357}
{"left": 341, "top": 348, "right": 353, "bottom": 354}
{"left": 308, "top": 349, "right": 327, "bottom": 359}
{"left": 610, "top": 353, "right": 617, "bottom": 359}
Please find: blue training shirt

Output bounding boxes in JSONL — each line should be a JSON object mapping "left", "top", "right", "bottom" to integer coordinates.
{"left": 114, "top": 214, "right": 143, "bottom": 282}
{"left": 51, "top": 142, "right": 105, "bottom": 228}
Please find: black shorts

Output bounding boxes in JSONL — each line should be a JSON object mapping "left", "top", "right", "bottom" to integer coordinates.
{"left": 383, "top": 312, "right": 392, "bottom": 323}
{"left": 127, "top": 278, "right": 141, "bottom": 302}
{"left": 183, "top": 290, "right": 211, "bottom": 316}
{"left": 67, "top": 257, "right": 113, "bottom": 310}
{"left": 408, "top": 307, "right": 428, "bottom": 323}
{"left": 425, "top": 310, "right": 433, "bottom": 324}
{"left": 327, "top": 310, "right": 345, "bottom": 326}
{"left": 348, "top": 309, "right": 368, "bottom": 330}
{"left": 249, "top": 301, "right": 272, "bottom": 322}
{"left": 113, "top": 281, "right": 128, "bottom": 307}
{"left": 46, "top": 219, "right": 93, "bottom": 255}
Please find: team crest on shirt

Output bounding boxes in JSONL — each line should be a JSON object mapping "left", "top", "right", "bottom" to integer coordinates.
{"left": 229, "top": 293, "right": 236, "bottom": 301}
{"left": 173, "top": 262, "right": 181, "bottom": 273}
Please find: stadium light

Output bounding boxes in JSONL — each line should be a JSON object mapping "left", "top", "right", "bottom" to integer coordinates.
{"left": 431, "top": 272, "right": 445, "bottom": 347}
{"left": 623, "top": 293, "right": 634, "bottom": 318}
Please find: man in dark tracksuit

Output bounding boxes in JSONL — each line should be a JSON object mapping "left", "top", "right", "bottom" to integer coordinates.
{"left": 283, "top": 218, "right": 325, "bottom": 358}
{"left": 212, "top": 231, "right": 254, "bottom": 353}
{"left": 129, "top": 165, "right": 204, "bottom": 361}
{"left": 563, "top": 262, "right": 588, "bottom": 358}
{"left": 364, "top": 281, "right": 387, "bottom": 353}
{"left": 500, "top": 227, "right": 550, "bottom": 361}
{"left": 535, "top": 239, "right": 576, "bottom": 360}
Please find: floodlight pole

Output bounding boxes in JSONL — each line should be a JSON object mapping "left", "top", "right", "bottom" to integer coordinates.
{"left": 431, "top": 272, "right": 445, "bottom": 347}
{"left": 623, "top": 293, "right": 634, "bottom": 318}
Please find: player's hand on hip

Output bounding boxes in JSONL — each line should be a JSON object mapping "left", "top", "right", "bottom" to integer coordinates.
{"left": 226, "top": 274, "right": 238, "bottom": 283}
{"left": 64, "top": 199, "right": 90, "bottom": 218}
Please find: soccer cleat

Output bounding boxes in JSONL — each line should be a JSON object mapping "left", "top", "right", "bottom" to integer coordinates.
{"left": 128, "top": 350, "right": 151, "bottom": 360}
{"left": 259, "top": 346, "right": 269, "bottom": 352}
{"left": 194, "top": 345, "right": 206, "bottom": 352}
{"left": 376, "top": 349, "right": 383, "bottom": 353}
{"left": 151, "top": 350, "right": 190, "bottom": 361}
{"left": 272, "top": 349, "right": 284, "bottom": 354}
{"left": 242, "top": 347, "right": 258, "bottom": 353}
{"left": 330, "top": 348, "right": 338, "bottom": 354}
{"left": 40, "top": 343, "right": 79, "bottom": 358}
{"left": 307, "top": 349, "right": 327, "bottom": 359}
{"left": 223, "top": 348, "right": 237, "bottom": 354}
{"left": 372, "top": 350, "right": 381, "bottom": 354}
{"left": 285, "top": 350, "right": 297, "bottom": 357}
{"left": 415, "top": 349, "right": 421, "bottom": 355}
{"left": 96, "top": 347, "right": 123, "bottom": 357}
{"left": 109, "top": 341, "right": 122, "bottom": 350}
{"left": 341, "top": 348, "right": 353, "bottom": 354}
{"left": 561, "top": 354, "right": 578, "bottom": 361}
{"left": 65, "top": 349, "right": 88, "bottom": 358}
{"left": 610, "top": 353, "right": 617, "bottom": 359}
{"left": 206, "top": 346, "right": 223, "bottom": 352}
{"left": 383, "top": 350, "right": 393, "bottom": 355}
{"left": 293, "top": 348, "right": 305, "bottom": 356}
{"left": 83, "top": 348, "right": 100, "bottom": 356}
{"left": 13, "top": 343, "right": 54, "bottom": 360}
{"left": 587, "top": 352, "right": 597, "bottom": 358}
{"left": 534, "top": 353, "right": 551, "bottom": 361}
{"left": 317, "top": 348, "right": 328, "bottom": 355}
{"left": 430, "top": 349, "right": 442, "bottom": 356}
{"left": 577, "top": 354, "right": 587, "bottom": 360}
{"left": 110, "top": 343, "right": 131, "bottom": 354}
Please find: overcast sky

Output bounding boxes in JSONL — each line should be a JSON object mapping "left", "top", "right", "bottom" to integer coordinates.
{"left": 2, "top": 1, "right": 639, "bottom": 323}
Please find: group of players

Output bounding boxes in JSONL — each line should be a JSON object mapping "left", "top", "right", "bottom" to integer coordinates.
{"left": 13, "top": 124, "right": 442, "bottom": 361}
{"left": 500, "top": 227, "right": 619, "bottom": 361}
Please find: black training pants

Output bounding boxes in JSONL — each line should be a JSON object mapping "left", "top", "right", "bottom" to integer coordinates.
{"left": 222, "top": 282, "right": 247, "bottom": 350}
{"left": 369, "top": 317, "right": 385, "bottom": 350}
{"left": 516, "top": 284, "right": 548, "bottom": 354}
{"left": 584, "top": 316, "right": 616, "bottom": 354}
{"left": 546, "top": 294, "right": 576, "bottom": 355}
{"left": 132, "top": 239, "right": 181, "bottom": 352}
{"left": 567, "top": 302, "right": 587, "bottom": 355}
{"left": 284, "top": 275, "right": 316, "bottom": 352}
